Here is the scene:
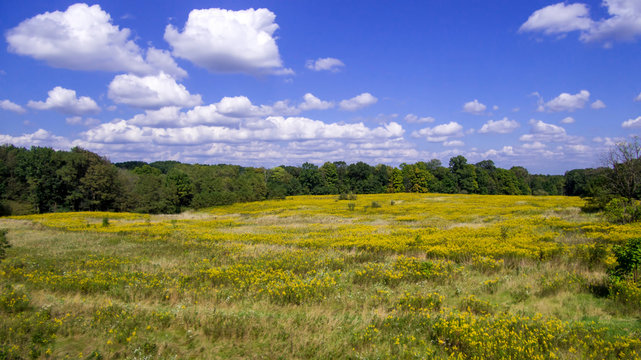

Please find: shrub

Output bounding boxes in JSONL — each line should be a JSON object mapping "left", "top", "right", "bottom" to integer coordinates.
{"left": 604, "top": 198, "right": 641, "bottom": 224}
{"left": 338, "top": 193, "right": 357, "bottom": 200}
{"left": 612, "top": 238, "right": 641, "bottom": 282}
{"left": 371, "top": 201, "right": 382, "bottom": 209}
{"left": 347, "top": 203, "right": 356, "bottom": 211}
{"left": 0, "top": 229, "right": 9, "bottom": 261}
{"left": 0, "top": 285, "right": 30, "bottom": 313}
{"left": 460, "top": 295, "right": 493, "bottom": 314}
{"left": 609, "top": 278, "right": 641, "bottom": 309}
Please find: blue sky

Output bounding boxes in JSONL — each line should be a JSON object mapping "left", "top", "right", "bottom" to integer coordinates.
{"left": 1, "top": 0, "right": 641, "bottom": 174}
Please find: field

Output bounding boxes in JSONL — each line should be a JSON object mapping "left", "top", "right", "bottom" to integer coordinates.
{"left": 1, "top": 193, "right": 641, "bottom": 359}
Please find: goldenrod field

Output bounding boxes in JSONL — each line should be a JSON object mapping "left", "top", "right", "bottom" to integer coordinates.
{"left": 1, "top": 194, "right": 641, "bottom": 359}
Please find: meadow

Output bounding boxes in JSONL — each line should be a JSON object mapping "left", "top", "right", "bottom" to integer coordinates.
{"left": 1, "top": 193, "right": 640, "bottom": 359}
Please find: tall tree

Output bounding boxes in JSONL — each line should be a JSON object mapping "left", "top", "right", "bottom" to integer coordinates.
{"left": 605, "top": 137, "right": 641, "bottom": 200}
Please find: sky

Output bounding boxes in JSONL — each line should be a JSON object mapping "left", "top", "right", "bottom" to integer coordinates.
{"left": 1, "top": 1, "right": 641, "bottom": 174}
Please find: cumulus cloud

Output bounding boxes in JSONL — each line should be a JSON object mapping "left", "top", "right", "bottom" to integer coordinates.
{"left": 478, "top": 117, "right": 520, "bottom": 134}
{"left": 5, "top": 3, "right": 185, "bottom": 77}
{"left": 404, "top": 114, "right": 435, "bottom": 123}
{"left": 339, "top": 93, "right": 378, "bottom": 111}
{"left": 108, "top": 73, "right": 202, "bottom": 109}
{"left": 298, "top": 93, "right": 333, "bottom": 111}
{"left": 591, "top": 99, "right": 606, "bottom": 109}
{"left": 565, "top": 144, "right": 591, "bottom": 153}
{"left": 520, "top": 1, "right": 641, "bottom": 46}
{"left": 593, "top": 136, "right": 622, "bottom": 146}
{"left": 0, "top": 129, "right": 71, "bottom": 148}
{"left": 443, "top": 140, "right": 464, "bottom": 147}
{"left": 519, "top": 119, "right": 576, "bottom": 143}
{"left": 622, "top": 116, "right": 641, "bottom": 128}
{"left": 520, "top": 3, "right": 592, "bottom": 34}
{"left": 463, "top": 99, "right": 486, "bottom": 115}
{"left": 561, "top": 116, "right": 575, "bottom": 124}
{"left": 28, "top": 86, "right": 100, "bottom": 115}
{"left": 82, "top": 116, "right": 404, "bottom": 145}
{"left": 164, "top": 8, "right": 291, "bottom": 75}
{"left": 522, "top": 141, "right": 546, "bottom": 150}
{"left": 66, "top": 116, "right": 100, "bottom": 126}
{"left": 305, "top": 57, "right": 345, "bottom": 72}
{"left": 540, "top": 90, "right": 590, "bottom": 112}
{"left": 412, "top": 121, "right": 464, "bottom": 142}
{"left": 0, "top": 99, "right": 26, "bottom": 113}
{"left": 635, "top": 92, "right": 641, "bottom": 102}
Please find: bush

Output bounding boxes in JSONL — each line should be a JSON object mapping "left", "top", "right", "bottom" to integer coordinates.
{"left": 609, "top": 278, "right": 641, "bottom": 308}
{"left": 604, "top": 198, "right": 641, "bottom": 224}
{"left": 0, "top": 229, "right": 9, "bottom": 261}
{"left": 460, "top": 295, "right": 494, "bottom": 314}
{"left": 370, "top": 201, "right": 381, "bottom": 209}
{"left": 612, "top": 238, "right": 641, "bottom": 282}
{"left": 338, "top": 193, "right": 357, "bottom": 200}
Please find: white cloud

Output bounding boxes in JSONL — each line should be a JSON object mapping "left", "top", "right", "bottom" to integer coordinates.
{"left": 463, "top": 99, "right": 486, "bottom": 114}
{"left": 5, "top": 3, "right": 185, "bottom": 77}
{"left": 0, "top": 99, "right": 26, "bottom": 113}
{"left": 520, "top": 3, "right": 592, "bottom": 34}
{"left": 482, "top": 146, "right": 515, "bottom": 158}
{"left": 298, "top": 93, "right": 333, "bottom": 111}
{"left": 581, "top": 0, "right": 641, "bottom": 44}
{"left": 635, "top": 92, "right": 641, "bottom": 102}
{"left": 217, "top": 96, "right": 268, "bottom": 117}
{"left": 478, "top": 117, "right": 520, "bottom": 134}
{"left": 121, "top": 94, "right": 336, "bottom": 128}
{"left": 412, "top": 121, "right": 464, "bottom": 142}
{"left": 82, "top": 117, "right": 404, "bottom": 145}
{"left": 443, "top": 140, "right": 464, "bottom": 147}
{"left": 519, "top": 119, "right": 574, "bottom": 143}
{"left": 541, "top": 90, "right": 590, "bottom": 112}
{"left": 492, "top": 105, "right": 499, "bottom": 111}
{"left": 622, "top": 116, "right": 641, "bottom": 128}
{"left": 404, "top": 114, "right": 435, "bottom": 123}
{"left": 305, "top": 57, "right": 345, "bottom": 72}
{"left": 593, "top": 136, "right": 622, "bottom": 146}
{"left": 164, "top": 8, "right": 291, "bottom": 75}
{"left": 591, "top": 99, "right": 606, "bottom": 109}
{"left": 28, "top": 86, "right": 100, "bottom": 115}
{"left": 339, "top": 93, "right": 378, "bottom": 111}
{"left": 144, "top": 48, "right": 188, "bottom": 79}
{"left": 565, "top": 144, "right": 591, "bottom": 153}
{"left": 66, "top": 116, "right": 100, "bottom": 126}
{"left": 561, "top": 116, "right": 575, "bottom": 124}
{"left": 0, "top": 129, "right": 71, "bottom": 148}
{"left": 522, "top": 141, "right": 546, "bottom": 150}
{"left": 108, "top": 72, "right": 202, "bottom": 109}
{"left": 521, "top": 1, "right": 641, "bottom": 45}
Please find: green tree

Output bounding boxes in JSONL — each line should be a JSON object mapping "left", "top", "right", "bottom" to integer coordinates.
{"left": 510, "top": 166, "right": 531, "bottom": 195}
{"left": 320, "top": 162, "right": 339, "bottom": 194}
{"left": 388, "top": 167, "right": 405, "bottom": 193}
{"left": 167, "top": 168, "right": 193, "bottom": 208}
{"left": 80, "top": 161, "right": 120, "bottom": 211}
{"left": 449, "top": 156, "right": 478, "bottom": 194}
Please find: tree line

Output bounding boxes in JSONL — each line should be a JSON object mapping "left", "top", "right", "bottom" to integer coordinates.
{"left": 0, "top": 143, "right": 627, "bottom": 216}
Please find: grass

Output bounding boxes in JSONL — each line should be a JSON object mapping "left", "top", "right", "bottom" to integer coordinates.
{"left": 1, "top": 193, "right": 640, "bottom": 359}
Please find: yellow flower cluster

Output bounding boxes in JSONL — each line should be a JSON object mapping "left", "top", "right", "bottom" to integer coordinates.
{"left": 353, "top": 256, "right": 454, "bottom": 286}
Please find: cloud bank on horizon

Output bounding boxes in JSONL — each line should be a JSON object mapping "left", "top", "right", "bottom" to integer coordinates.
{"left": 1, "top": 1, "right": 640, "bottom": 174}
